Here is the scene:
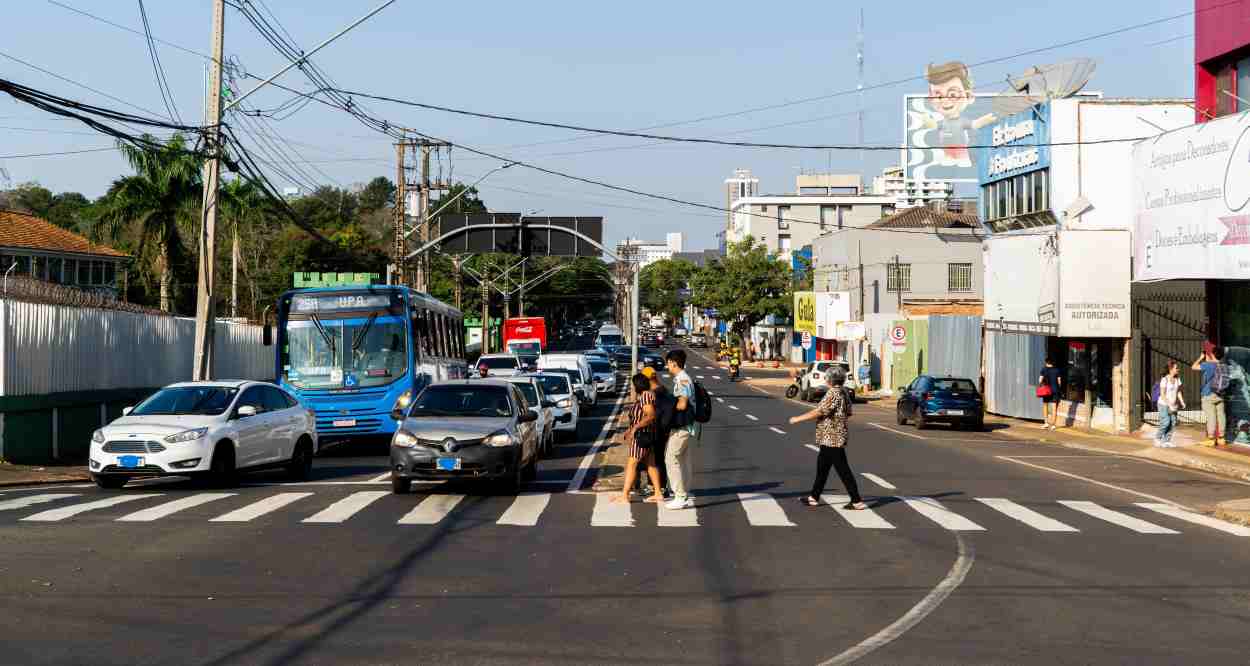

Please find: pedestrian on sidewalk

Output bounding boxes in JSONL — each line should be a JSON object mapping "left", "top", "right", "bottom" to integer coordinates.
{"left": 1192, "top": 345, "right": 1229, "bottom": 446}
{"left": 1154, "top": 360, "right": 1185, "bottom": 447}
{"left": 663, "top": 348, "right": 701, "bottom": 510}
{"left": 858, "top": 359, "right": 871, "bottom": 394}
{"left": 749, "top": 340, "right": 758, "bottom": 362}
{"left": 1038, "top": 357, "right": 1063, "bottom": 430}
{"left": 614, "top": 373, "right": 665, "bottom": 505}
{"left": 789, "top": 370, "right": 867, "bottom": 510}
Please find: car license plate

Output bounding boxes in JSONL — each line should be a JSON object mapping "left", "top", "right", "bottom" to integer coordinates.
{"left": 117, "top": 455, "right": 144, "bottom": 468}
{"left": 332, "top": 419, "right": 357, "bottom": 427}
{"left": 436, "top": 457, "right": 461, "bottom": 471}
{"left": 945, "top": 410, "right": 965, "bottom": 416}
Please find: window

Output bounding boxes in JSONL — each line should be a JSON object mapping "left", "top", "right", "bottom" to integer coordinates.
{"left": 261, "top": 386, "right": 292, "bottom": 413}
{"left": 777, "top": 205, "right": 790, "bottom": 230}
{"left": 887, "top": 263, "right": 911, "bottom": 292}
{"left": 48, "top": 258, "right": 63, "bottom": 284}
{"left": 236, "top": 387, "right": 267, "bottom": 414}
{"left": 799, "top": 186, "right": 829, "bottom": 196}
{"left": 103, "top": 261, "right": 115, "bottom": 286}
{"left": 948, "top": 263, "right": 973, "bottom": 292}
{"left": 778, "top": 234, "right": 792, "bottom": 255}
{"left": 830, "top": 186, "right": 859, "bottom": 195}
{"left": 92, "top": 261, "right": 104, "bottom": 285}
{"left": 819, "top": 205, "right": 833, "bottom": 231}
{"left": 837, "top": 205, "right": 850, "bottom": 229}
{"left": 63, "top": 259, "right": 76, "bottom": 284}
{"left": 33, "top": 256, "right": 46, "bottom": 281}
{"left": 77, "top": 260, "right": 90, "bottom": 284}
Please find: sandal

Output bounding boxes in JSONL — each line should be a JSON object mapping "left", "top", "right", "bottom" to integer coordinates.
{"left": 643, "top": 495, "right": 663, "bottom": 503}
{"left": 843, "top": 501, "right": 868, "bottom": 511}
{"left": 799, "top": 496, "right": 821, "bottom": 507}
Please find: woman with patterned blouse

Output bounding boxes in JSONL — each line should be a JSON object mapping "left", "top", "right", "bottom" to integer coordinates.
{"left": 788, "top": 370, "right": 867, "bottom": 510}
{"left": 613, "top": 373, "right": 665, "bottom": 504}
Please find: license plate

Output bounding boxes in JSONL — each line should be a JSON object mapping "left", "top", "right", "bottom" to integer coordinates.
{"left": 436, "top": 457, "right": 461, "bottom": 471}
{"left": 945, "top": 410, "right": 965, "bottom": 416}
{"left": 332, "top": 419, "right": 357, "bottom": 427}
{"left": 117, "top": 455, "right": 144, "bottom": 468}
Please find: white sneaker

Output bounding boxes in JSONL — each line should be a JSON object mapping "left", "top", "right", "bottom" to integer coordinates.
{"left": 664, "top": 497, "right": 694, "bottom": 510}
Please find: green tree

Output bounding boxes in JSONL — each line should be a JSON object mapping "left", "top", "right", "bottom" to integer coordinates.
{"left": 639, "top": 258, "right": 696, "bottom": 321}
{"left": 5, "top": 183, "right": 92, "bottom": 232}
{"left": 691, "top": 236, "right": 792, "bottom": 353}
{"left": 357, "top": 176, "right": 396, "bottom": 213}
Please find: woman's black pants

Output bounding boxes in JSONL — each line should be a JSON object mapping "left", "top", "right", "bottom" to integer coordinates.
{"left": 810, "top": 445, "right": 861, "bottom": 502}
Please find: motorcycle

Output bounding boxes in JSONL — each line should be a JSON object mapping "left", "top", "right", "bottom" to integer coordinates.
{"left": 785, "top": 368, "right": 806, "bottom": 399}
{"left": 728, "top": 358, "right": 741, "bottom": 381}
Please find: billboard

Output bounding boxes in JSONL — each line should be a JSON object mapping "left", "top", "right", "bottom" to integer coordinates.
{"left": 904, "top": 61, "right": 999, "bottom": 183}
{"left": 1133, "top": 111, "right": 1250, "bottom": 281}
{"left": 431, "top": 214, "right": 603, "bottom": 257}
{"left": 793, "top": 291, "right": 817, "bottom": 335}
{"left": 976, "top": 101, "right": 1051, "bottom": 185}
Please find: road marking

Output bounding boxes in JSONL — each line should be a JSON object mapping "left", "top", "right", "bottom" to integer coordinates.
{"left": 497, "top": 492, "right": 551, "bottom": 526}
{"left": 116, "top": 493, "right": 235, "bottom": 522}
{"left": 567, "top": 393, "right": 626, "bottom": 493}
{"left": 368, "top": 472, "right": 392, "bottom": 483}
{"left": 1135, "top": 502, "right": 1250, "bottom": 536}
{"left": 1058, "top": 500, "right": 1179, "bottom": 534}
{"left": 714, "top": 376, "right": 724, "bottom": 381}
{"left": 591, "top": 492, "right": 633, "bottom": 526}
{"left": 657, "top": 500, "right": 699, "bottom": 527}
{"left": 729, "top": 405, "right": 740, "bottom": 411}
{"left": 868, "top": 422, "right": 927, "bottom": 440}
{"left": 210, "top": 492, "right": 314, "bottom": 522}
{"left": 0, "top": 493, "right": 78, "bottom": 511}
{"left": 769, "top": 427, "right": 786, "bottom": 435}
{"left": 997, "top": 456, "right": 1188, "bottom": 507}
{"left": 706, "top": 390, "right": 714, "bottom": 396}
{"left": 901, "top": 497, "right": 986, "bottom": 531}
{"left": 974, "top": 498, "right": 1079, "bottom": 532}
{"left": 696, "top": 375, "right": 706, "bottom": 379}
{"left": 737, "top": 492, "right": 795, "bottom": 526}
{"left": 23, "top": 494, "right": 159, "bottom": 522}
{"left": 301, "top": 491, "right": 388, "bottom": 523}
{"left": 745, "top": 414, "right": 758, "bottom": 421}
{"left": 823, "top": 494, "right": 896, "bottom": 529}
{"left": 861, "top": 473, "right": 896, "bottom": 490}
{"left": 804, "top": 444, "right": 820, "bottom": 452}
{"left": 716, "top": 397, "right": 725, "bottom": 403}
{"left": 398, "top": 494, "right": 465, "bottom": 525}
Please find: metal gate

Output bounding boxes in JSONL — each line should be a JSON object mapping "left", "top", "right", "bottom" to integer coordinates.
{"left": 1132, "top": 281, "right": 1207, "bottom": 425}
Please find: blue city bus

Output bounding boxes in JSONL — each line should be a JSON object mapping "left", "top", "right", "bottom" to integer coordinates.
{"left": 270, "top": 285, "right": 468, "bottom": 439}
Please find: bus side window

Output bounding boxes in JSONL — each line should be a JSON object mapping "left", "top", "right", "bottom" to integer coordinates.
{"left": 438, "top": 314, "right": 450, "bottom": 358}
{"left": 456, "top": 319, "right": 465, "bottom": 358}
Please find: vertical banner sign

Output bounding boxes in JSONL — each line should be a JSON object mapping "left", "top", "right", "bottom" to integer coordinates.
{"left": 794, "top": 291, "right": 817, "bottom": 336}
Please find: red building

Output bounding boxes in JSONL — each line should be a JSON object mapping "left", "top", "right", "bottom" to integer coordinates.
{"left": 1195, "top": 0, "right": 1250, "bottom": 120}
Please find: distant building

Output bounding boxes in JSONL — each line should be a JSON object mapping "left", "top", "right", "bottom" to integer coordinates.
{"left": 671, "top": 249, "right": 724, "bottom": 268}
{"left": 666, "top": 232, "right": 685, "bottom": 254}
{"left": 617, "top": 237, "right": 677, "bottom": 267}
{"left": 871, "top": 166, "right": 954, "bottom": 209}
{"left": 0, "top": 210, "right": 127, "bottom": 296}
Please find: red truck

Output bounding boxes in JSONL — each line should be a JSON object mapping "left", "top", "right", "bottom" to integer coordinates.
{"left": 502, "top": 317, "right": 547, "bottom": 355}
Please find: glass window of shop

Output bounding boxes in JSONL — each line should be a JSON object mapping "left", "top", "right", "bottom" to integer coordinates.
{"left": 982, "top": 170, "right": 1050, "bottom": 232}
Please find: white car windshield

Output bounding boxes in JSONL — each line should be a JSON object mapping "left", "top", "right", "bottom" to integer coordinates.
{"left": 511, "top": 382, "right": 540, "bottom": 405}
{"left": 131, "top": 386, "right": 239, "bottom": 416}
{"left": 410, "top": 386, "right": 512, "bottom": 418}
{"left": 534, "top": 375, "right": 570, "bottom": 395}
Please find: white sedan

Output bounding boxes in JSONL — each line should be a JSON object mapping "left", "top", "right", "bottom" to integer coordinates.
{"left": 88, "top": 381, "right": 318, "bottom": 489}
{"left": 531, "top": 372, "right": 580, "bottom": 442}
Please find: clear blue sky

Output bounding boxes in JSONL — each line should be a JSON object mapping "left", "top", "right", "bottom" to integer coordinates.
{"left": 3, "top": 1, "right": 1194, "bottom": 251}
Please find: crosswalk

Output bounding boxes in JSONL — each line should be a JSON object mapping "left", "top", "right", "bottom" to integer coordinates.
{"left": 3, "top": 489, "right": 1248, "bottom": 537}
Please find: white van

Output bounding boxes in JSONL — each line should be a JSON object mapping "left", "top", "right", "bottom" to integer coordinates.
{"left": 595, "top": 324, "right": 624, "bottom": 348}
{"left": 537, "top": 353, "right": 597, "bottom": 407}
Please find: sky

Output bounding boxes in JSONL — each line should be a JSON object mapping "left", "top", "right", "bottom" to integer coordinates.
{"left": 2, "top": 1, "right": 1196, "bottom": 253}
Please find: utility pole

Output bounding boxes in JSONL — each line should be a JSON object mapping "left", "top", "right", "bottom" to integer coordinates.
{"left": 895, "top": 254, "right": 902, "bottom": 311}
{"left": 415, "top": 140, "right": 451, "bottom": 293}
{"left": 192, "top": 0, "right": 225, "bottom": 381}
{"left": 480, "top": 272, "right": 490, "bottom": 355}
{"left": 392, "top": 140, "right": 407, "bottom": 287}
{"left": 452, "top": 255, "right": 463, "bottom": 309}
{"left": 858, "top": 239, "right": 865, "bottom": 320}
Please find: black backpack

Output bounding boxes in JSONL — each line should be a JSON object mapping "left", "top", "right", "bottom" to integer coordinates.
{"left": 692, "top": 381, "right": 713, "bottom": 423}
{"left": 654, "top": 389, "right": 679, "bottom": 433}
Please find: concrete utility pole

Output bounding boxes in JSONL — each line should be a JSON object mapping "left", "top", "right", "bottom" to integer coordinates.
{"left": 895, "top": 254, "right": 902, "bottom": 310}
{"left": 192, "top": 0, "right": 225, "bottom": 381}
{"left": 480, "top": 272, "right": 490, "bottom": 355}
{"left": 452, "top": 255, "right": 463, "bottom": 309}
{"left": 415, "top": 140, "right": 451, "bottom": 293}
{"left": 392, "top": 140, "right": 407, "bottom": 287}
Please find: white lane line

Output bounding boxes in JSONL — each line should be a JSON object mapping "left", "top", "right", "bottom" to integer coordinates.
{"left": 23, "top": 494, "right": 158, "bottom": 522}
{"left": 745, "top": 414, "right": 759, "bottom": 421}
{"left": 368, "top": 472, "right": 392, "bottom": 483}
{"left": 769, "top": 427, "right": 786, "bottom": 435}
{"left": 0, "top": 493, "right": 79, "bottom": 511}
{"left": 591, "top": 492, "right": 633, "bottom": 526}
{"left": 210, "top": 492, "right": 314, "bottom": 522}
{"left": 716, "top": 397, "right": 725, "bottom": 403}
{"left": 804, "top": 444, "right": 821, "bottom": 452}
{"left": 823, "top": 494, "right": 896, "bottom": 529}
{"left": 974, "top": 497, "right": 1078, "bottom": 532}
{"left": 116, "top": 493, "right": 235, "bottom": 522}
{"left": 901, "top": 497, "right": 986, "bottom": 531}
{"left": 398, "top": 494, "right": 465, "bottom": 525}
{"left": 868, "top": 422, "right": 927, "bottom": 440}
{"left": 567, "top": 393, "right": 626, "bottom": 494}
{"left": 301, "top": 491, "right": 388, "bottom": 523}
{"left": 657, "top": 500, "right": 699, "bottom": 527}
{"left": 696, "top": 375, "right": 706, "bottom": 379}
{"left": 729, "top": 405, "right": 740, "bottom": 411}
{"left": 861, "top": 473, "right": 896, "bottom": 490}
{"left": 737, "top": 492, "right": 795, "bottom": 526}
{"left": 997, "top": 456, "right": 1190, "bottom": 507}
{"left": 707, "top": 390, "right": 715, "bottom": 396}
{"left": 497, "top": 492, "right": 551, "bottom": 526}
{"left": 1058, "top": 500, "right": 1179, "bottom": 534}
{"left": 1135, "top": 502, "right": 1250, "bottom": 536}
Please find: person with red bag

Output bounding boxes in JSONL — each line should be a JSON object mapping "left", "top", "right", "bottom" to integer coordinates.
{"left": 1037, "top": 357, "right": 1063, "bottom": 430}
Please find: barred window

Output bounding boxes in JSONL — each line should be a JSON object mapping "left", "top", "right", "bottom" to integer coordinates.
{"left": 948, "top": 263, "right": 973, "bottom": 292}
{"left": 887, "top": 263, "right": 911, "bottom": 292}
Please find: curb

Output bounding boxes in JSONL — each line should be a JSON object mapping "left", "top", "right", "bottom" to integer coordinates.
{"left": 0, "top": 476, "right": 90, "bottom": 488}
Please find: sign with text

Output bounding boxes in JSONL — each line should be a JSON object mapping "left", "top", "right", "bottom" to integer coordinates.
{"left": 1133, "top": 112, "right": 1250, "bottom": 280}
{"left": 1057, "top": 229, "right": 1131, "bottom": 338}
{"left": 793, "top": 291, "right": 817, "bottom": 335}
{"left": 976, "top": 102, "right": 1051, "bottom": 185}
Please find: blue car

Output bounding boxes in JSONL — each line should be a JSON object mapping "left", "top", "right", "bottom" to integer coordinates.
{"left": 896, "top": 375, "right": 984, "bottom": 431}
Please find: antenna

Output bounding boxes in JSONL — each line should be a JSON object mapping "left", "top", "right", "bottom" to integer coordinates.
{"left": 993, "top": 58, "right": 1098, "bottom": 116}
{"left": 856, "top": 7, "right": 864, "bottom": 168}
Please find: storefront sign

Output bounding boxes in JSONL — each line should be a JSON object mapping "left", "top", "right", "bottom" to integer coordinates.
{"left": 814, "top": 291, "right": 852, "bottom": 338}
{"left": 1133, "top": 111, "right": 1250, "bottom": 280}
{"left": 977, "top": 102, "right": 1051, "bottom": 185}
{"left": 836, "top": 321, "right": 866, "bottom": 341}
{"left": 1058, "top": 229, "right": 1131, "bottom": 338}
{"left": 793, "top": 292, "right": 817, "bottom": 335}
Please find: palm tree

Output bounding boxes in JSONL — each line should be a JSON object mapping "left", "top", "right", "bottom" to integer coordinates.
{"left": 94, "top": 134, "right": 203, "bottom": 312}
{"left": 219, "top": 178, "right": 268, "bottom": 319}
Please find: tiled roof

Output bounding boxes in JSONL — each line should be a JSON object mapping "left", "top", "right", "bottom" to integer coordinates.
{"left": 0, "top": 209, "right": 127, "bottom": 258}
{"left": 867, "top": 207, "right": 981, "bottom": 230}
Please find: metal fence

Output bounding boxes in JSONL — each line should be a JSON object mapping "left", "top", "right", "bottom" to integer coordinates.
{"left": 0, "top": 299, "right": 271, "bottom": 396}
{"left": 985, "top": 330, "right": 1046, "bottom": 420}
{"left": 928, "top": 315, "right": 983, "bottom": 381}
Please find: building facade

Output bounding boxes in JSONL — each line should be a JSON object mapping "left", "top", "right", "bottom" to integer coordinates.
{"left": 615, "top": 233, "right": 684, "bottom": 268}
{"left": 0, "top": 210, "right": 127, "bottom": 296}
{"left": 871, "top": 166, "right": 955, "bottom": 209}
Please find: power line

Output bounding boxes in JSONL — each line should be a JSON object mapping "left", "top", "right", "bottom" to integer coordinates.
{"left": 136, "top": 0, "right": 182, "bottom": 124}
{"left": 0, "top": 146, "right": 117, "bottom": 159}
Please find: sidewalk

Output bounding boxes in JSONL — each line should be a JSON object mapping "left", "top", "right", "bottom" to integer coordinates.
{"left": 0, "top": 461, "right": 90, "bottom": 487}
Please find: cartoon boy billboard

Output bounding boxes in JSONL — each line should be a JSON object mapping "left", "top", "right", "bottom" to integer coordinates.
{"left": 919, "top": 61, "right": 996, "bottom": 168}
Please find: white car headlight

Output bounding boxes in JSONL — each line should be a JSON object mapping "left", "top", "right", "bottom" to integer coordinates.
{"left": 484, "top": 430, "right": 515, "bottom": 447}
{"left": 393, "top": 430, "right": 419, "bottom": 448}
{"left": 164, "top": 428, "right": 208, "bottom": 443}
{"left": 557, "top": 398, "right": 570, "bottom": 408}
{"left": 92, "top": 429, "right": 105, "bottom": 443}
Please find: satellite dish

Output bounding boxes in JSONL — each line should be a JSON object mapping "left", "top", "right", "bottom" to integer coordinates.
{"left": 993, "top": 58, "right": 1098, "bottom": 116}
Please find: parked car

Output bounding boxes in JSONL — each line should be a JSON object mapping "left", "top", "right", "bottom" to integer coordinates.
{"left": 476, "top": 353, "right": 522, "bottom": 377}
{"left": 89, "top": 381, "right": 318, "bottom": 489}
{"left": 505, "top": 375, "right": 566, "bottom": 456}
{"left": 390, "top": 380, "right": 541, "bottom": 494}
{"left": 689, "top": 333, "right": 708, "bottom": 348}
{"left": 896, "top": 375, "right": 985, "bottom": 431}
{"left": 531, "top": 372, "right": 580, "bottom": 442}
{"left": 799, "top": 361, "right": 857, "bottom": 403}
{"left": 672, "top": 326, "right": 688, "bottom": 338}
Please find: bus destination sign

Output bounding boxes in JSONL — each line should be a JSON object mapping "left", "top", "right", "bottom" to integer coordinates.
{"left": 290, "top": 294, "right": 391, "bottom": 313}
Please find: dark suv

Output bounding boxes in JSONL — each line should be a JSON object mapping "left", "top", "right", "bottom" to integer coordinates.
{"left": 896, "top": 375, "right": 984, "bottom": 431}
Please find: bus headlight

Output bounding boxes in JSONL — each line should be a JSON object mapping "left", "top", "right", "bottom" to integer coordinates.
{"left": 393, "top": 389, "right": 413, "bottom": 414}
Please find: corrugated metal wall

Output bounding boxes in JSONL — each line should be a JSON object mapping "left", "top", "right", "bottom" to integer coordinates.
{"left": 928, "top": 316, "right": 983, "bottom": 381}
{"left": 0, "top": 300, "right": 271, "bottom": 396}
{"left": 985, "top": 330, "right": 1046, "bottom": 420}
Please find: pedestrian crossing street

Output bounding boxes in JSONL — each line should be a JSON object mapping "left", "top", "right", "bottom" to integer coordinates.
{"left": 2, "top": 488, "right": 1248, "bottom": 537}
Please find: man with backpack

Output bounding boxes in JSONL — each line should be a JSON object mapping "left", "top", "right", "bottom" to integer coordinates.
{"left": 1192, "top": 345, "right": 1230, "bottom": 446}
{"left": 663, "top": 349, "right": 703, "bottom": 510}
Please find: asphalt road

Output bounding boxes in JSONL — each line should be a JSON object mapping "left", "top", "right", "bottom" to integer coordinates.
{"left": 3, "top": 342, "right": 1250, "bottom": 665}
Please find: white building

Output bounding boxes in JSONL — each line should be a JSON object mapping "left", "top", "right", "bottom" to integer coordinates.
{"left": 617, "top": 235, "right": 681, "bottom": 267}
{"left": 871, "top": 166, "right": 954, "bottom": 209}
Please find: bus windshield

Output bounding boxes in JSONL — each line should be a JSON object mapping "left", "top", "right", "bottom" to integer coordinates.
{"left": 284, "top": 316, "right": 407, "bottom": 389}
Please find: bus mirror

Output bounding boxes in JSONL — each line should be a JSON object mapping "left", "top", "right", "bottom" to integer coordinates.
{"left": 262, "top": 323, "right": 272, "bottom": 346}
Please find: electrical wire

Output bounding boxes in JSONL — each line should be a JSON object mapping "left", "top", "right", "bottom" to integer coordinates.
{"left": 137, "top": 0, "right": 182, "bottom": 124}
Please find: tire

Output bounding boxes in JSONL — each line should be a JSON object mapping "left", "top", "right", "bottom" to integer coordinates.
{"left": 285, "top": 438, "right": 314, "bottom": 481}
{"left": 785, "top": 385, "right": 799, "bottom": 399}
{"left": 915, "top": 409, "right": 928, "bottom": 430}
{"left": 392, "top": 476, "right": 412, "bottom": 494}
{"left": 896, "top": 407, "right": 907, "bottom": 425}
{"left": 92, "top": 474, "right": 127, "bottom": 490}
{"left": 209, "top": 443, "right": 238, "bottom": 488}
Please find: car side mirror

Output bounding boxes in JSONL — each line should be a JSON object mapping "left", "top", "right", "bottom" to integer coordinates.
{"left": 542, "top": 400, "right": 556, "bottom": 408}
{"left": 518, "top": 409, "right": 538, "bottom": 423}
{"left": 236, "top": 405, "right": 258, "bottom": 418}
{"left": 121, "top": 406, "right": 134, "bottom": 416}
{"left": 262, "top": 323, "right": 272, "bottom": 347}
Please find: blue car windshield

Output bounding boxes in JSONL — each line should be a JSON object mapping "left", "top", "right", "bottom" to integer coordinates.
{"left": 410, "top": 386, "right": 512, "bottom": 418}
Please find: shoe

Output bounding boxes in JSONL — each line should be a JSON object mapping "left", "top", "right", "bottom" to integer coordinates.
{"left": 1217, "top": 438, "right": 1227, "bottom": 447}
{"left": 843, "top": 501, "right": 868, "bottom": 510}
{"left": 664, "top": 497, "right": 694, "bottom": 510}
{"left": 1201, "top": 438, "right": 1217, "bottom": 447}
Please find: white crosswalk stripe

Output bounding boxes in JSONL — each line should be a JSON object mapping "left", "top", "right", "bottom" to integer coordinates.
{"left": 728, "top": 405, "right": 739, "bottom": 411}
{"left": 975, "top": 498, "right": 1079, "bottom": 532}
{"left": 591, "top": 492, "right": 633, "bottom": 526}
{"left": 116, "top": 493, "right": 235, "bottom": 522}
{"left": 211, "top": 492, "right": 313, "bottom": 522}
{"left": 737, "top": 492, "right": 795, "bottom": 526}
{"left": 1134, "top": 502, "right": 1250, "bottom": 536}
{"left": 657, "top": 500, "right": 699, "bottom": 527}
{"left": 860, "top": 473, "right": 896, "bottom": 490}
{"left": 497, "top": 493, "right": 551, "bottom": 526}
{"left": 302, "top": 491, "right": 388, "bottom": 524}
{"left": 823, "top": 495, "right": 895, "bottom": 529}
{"left": 0, "top": 493, "right": 78, "bottom": 511}
{"left": 398, "top": 494, "right": 465, "bottom": 525}
{"left": 901, "top": 497, "right": 986, "bottom": 531}
{"left": 745, "top": 414, "right": 758, "bottom": 421}
{"left": 769, "top": 427, "right": 786, "bottom": 435}
{"left": 1058, "top": 500, "right": 1179, "bottom": 534}
{"left": 23, "top": 494, "right": 158, "bottom": 522}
